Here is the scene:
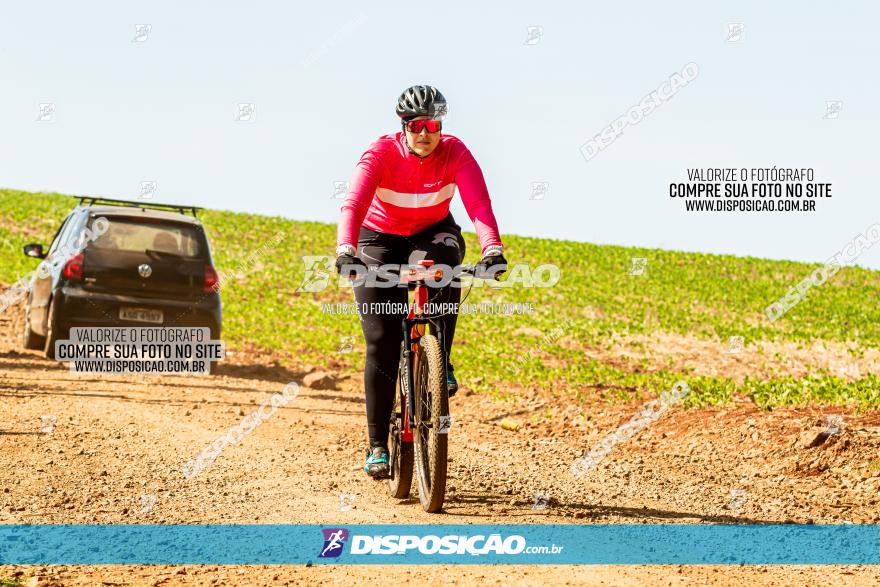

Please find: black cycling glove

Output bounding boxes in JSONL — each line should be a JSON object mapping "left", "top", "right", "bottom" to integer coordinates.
{"left": 335, "top": 253, "right": 366, "bottom": 279}
{"left": 476, "top": 252, "right": 508, "bottom": 280}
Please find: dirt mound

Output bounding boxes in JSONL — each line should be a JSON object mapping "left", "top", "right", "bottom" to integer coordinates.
{"left": 571, "top": 330, "right": 877, "bottom": 383}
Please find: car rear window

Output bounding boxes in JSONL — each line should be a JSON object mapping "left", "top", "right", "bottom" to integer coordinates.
{"left": 89, "top": 217, "right": 204, "bottom": 257}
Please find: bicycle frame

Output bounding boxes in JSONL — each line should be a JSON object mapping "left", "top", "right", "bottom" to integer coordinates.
{"left": 398, "top": 261, "right": 447, "bottom": 444}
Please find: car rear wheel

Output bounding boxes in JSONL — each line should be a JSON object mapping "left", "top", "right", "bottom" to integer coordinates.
{"left": 44, "top": 297, "right": 67, "bottom": 360}
{"left": 22, "top": 303, "right": 46, "bottom": 350}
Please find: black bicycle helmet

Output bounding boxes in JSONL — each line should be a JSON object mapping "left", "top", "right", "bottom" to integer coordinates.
{"left": 395, "top": 85, "right": 447, "bottom": 120}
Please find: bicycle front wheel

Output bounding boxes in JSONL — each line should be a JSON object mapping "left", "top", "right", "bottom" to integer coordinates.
{"left": 412, "top": 333, "right": 449, "bottom": 513}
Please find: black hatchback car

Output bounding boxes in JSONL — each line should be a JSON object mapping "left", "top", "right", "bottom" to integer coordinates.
{"left": 22, "top": 197, "right": 222, "bottom": 358}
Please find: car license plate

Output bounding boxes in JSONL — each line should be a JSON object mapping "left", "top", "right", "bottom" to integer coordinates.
{"left": 119, "top": 307, "right": 163, "bottom": 324}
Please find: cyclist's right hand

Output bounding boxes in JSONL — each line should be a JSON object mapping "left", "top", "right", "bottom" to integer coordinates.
{"left": 335, "top": 253, "right": 366, "bottom": 279}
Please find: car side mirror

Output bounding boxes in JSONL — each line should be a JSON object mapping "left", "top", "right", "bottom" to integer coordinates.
{"left": 23, "top": 244, "right": 46, "bottom": 259}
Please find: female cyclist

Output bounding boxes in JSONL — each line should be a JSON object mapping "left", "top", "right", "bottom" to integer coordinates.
{"left": 335, "top": 84, "right": 507, "bottom": 478}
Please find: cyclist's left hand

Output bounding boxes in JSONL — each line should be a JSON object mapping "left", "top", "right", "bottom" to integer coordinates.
{"left": 476, "top": 252, "right": 508, "bottom": 280}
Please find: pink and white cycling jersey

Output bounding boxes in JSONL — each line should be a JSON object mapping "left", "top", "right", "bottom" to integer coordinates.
{"left": 336, "top": 132, "right": 502, "bottom": 254}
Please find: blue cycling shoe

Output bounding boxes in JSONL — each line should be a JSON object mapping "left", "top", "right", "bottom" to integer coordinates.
{"left": 364, "top": 446, "right": 390, "bottom": 479}
{"left": 447, "top": 362, "right": 459, "bottom": 397}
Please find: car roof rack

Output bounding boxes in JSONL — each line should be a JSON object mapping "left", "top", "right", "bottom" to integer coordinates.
{"left": 78, "top": 196, "right": 201, "bottom": 218}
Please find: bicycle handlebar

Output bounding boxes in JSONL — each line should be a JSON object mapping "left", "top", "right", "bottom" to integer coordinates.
{"left": 382, "top": 263, "right": 502, "bottom": 282}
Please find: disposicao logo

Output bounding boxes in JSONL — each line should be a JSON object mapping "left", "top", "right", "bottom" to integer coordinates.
{"left": 318, "top": 529, "right": 561, "bottom": 558}
{"left": 318, "top": 528, "right": 349, "bottom": 558}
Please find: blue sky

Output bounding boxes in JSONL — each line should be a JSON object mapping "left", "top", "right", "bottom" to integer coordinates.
{"left": 1, "top": 1, "right": 878, "bottom": 268}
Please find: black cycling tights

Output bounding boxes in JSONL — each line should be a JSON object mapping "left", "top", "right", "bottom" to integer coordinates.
{"left": 354, "top": 213, "right": 466, "bottom": 448}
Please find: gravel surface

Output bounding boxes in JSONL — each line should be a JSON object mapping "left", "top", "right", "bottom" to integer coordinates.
{"left": 1, "top": 305, "right": 878, "bottom": 586}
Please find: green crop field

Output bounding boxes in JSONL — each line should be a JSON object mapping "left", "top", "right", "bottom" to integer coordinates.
{"left": 1, "top": 189, "right": 878, "bottom": 409}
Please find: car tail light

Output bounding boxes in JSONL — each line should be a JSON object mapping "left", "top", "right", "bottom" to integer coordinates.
{"left": 204, "top": 265, "right": 219, "bottom": 293}
{"left": 62, "top": 253, "right": 84, "bottom": 280}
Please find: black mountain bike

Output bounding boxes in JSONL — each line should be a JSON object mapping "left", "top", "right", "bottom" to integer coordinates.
{"left": 387, "top": 261, "right": 491, "bottom": 513}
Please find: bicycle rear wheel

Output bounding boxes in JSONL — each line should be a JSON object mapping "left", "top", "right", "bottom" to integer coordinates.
{"left": 413, "top": 333, "right": 449, "bottom": 513}
{"left": 387, "top": 346, "right": 413, "bottom": 498}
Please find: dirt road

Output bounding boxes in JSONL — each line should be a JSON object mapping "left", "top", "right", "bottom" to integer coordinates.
{"left": 1, "top": 303, "right": 879, "bottom": 586}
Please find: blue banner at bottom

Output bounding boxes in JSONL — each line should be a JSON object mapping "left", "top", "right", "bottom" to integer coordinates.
{"left": 1, "top": 525, "right": 878, "bottom": 565}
